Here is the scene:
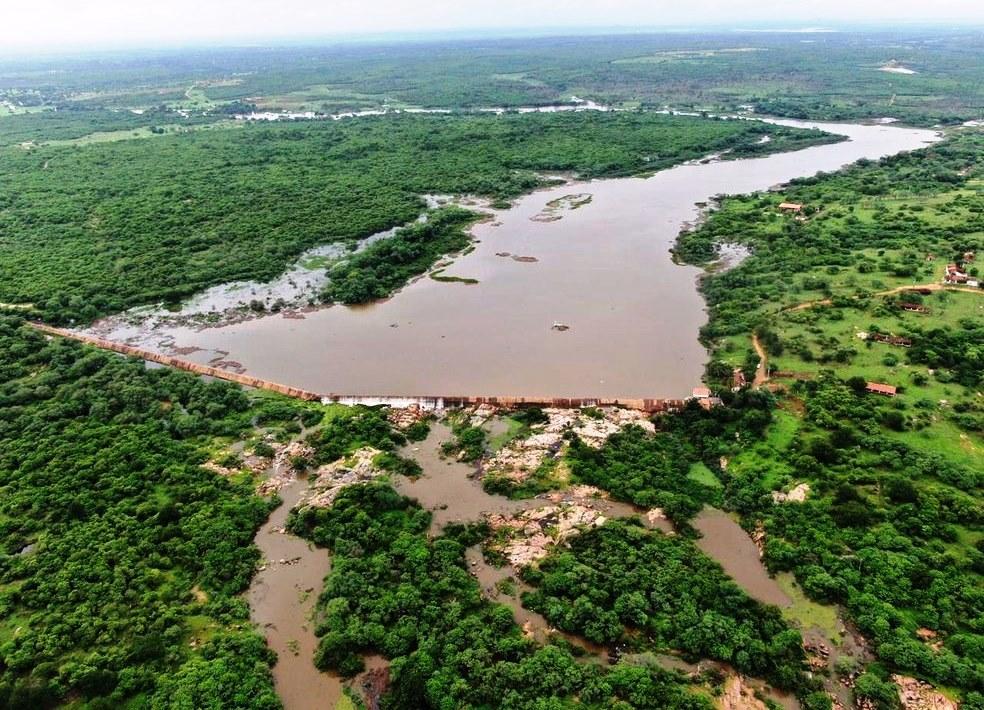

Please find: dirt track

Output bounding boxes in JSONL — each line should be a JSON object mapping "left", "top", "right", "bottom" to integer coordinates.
{"left": 784, "top": 282, "right": 980, "bottom": 312}
{"left": 751, "top": 333, "right": 770, "bottom": 387}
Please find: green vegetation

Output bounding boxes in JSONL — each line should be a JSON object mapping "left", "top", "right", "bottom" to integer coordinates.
{"left": 0, "top": 108, "right": 217, "bottom": 147}
{"left": 0, "top": 317, "right": 292, "bottom": 708}
{"left": 671, "top": 129, "right": 984, "bottom": 705}
{"left": 5, "top": 31, "right": 984, "bottom": 125}
{"left": 287, "top": 482, "right": 715, "bottom": 709}
{"left": 303, "top": 406, "right": 406, "bottom": 465}
{"left": 679, "top": 130, "right": 983, "bottom": 454}
{"left": 567, "top": 392, "right": 773, "bottom": 526}
{"left": 521, "top": 519, "right": 808, "bottom": 690}
{"left": 325, "top": 207, "right": 478, "bottom": 303}
{"left": 775, "top": 573, "right": 841, "bottom": 640}
{"left": 0, "top": 110, "right": 830, "bottom": 324}
{"left": 441, "top": 417, "right": 488, "bottom": 463}
{"left": 428, "top": 268, "right": 480, "bottom": 285}
{"left": 2, "top": 33, "right": 982, "bottom": 709}
{"left": 740, "top": 376, "right": 982, "bottom": 701}
{"left": 483, "top": 456, "right": 568, "bottom": 500}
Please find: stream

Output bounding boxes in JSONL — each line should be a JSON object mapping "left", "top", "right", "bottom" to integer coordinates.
{"left": 252, "top": 418, "right": 827, "bottom": 709}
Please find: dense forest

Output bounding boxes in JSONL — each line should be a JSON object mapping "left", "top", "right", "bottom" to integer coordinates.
{"left": 0, "top": 110, "right": 830, "bottom": 324}
{"left": 287, "top": 482, "right": 718, "bottom": 709}
{"left": 0, "top": 316, "right": 317, "bottom": 707}
{"left": 521, "top": 520, "right": 809, "bottom": 691}
{"left": 1, "top": 30, "right": 982, "bottom": 710}
{"left": 0, "top": 107, "right": 219, "bottom": 147}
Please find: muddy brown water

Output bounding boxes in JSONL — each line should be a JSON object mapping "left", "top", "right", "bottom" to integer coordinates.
{"left": 89, "top": 120, "right": 938, "bottom": 399}
{"left": 395, "top": 421, "right": 675, "bottom": 655}
{"left": 394, "top": 423, "right": 536, "bottom": 529}
{"left": 248, "top": 474, "right": 339, "bottom": 709}
{"left": 693, "top": 507, "right": 791, "bottom": 608}
{"left": 251, "top": 420, "right": 810, "bottom": 708}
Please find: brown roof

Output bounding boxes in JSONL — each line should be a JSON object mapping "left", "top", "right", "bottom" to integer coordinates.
{"left": 778, "top": 202, "right": 803, "bottom": 211}
{"left": 866, "top": 382, "right": 897, "bottom": 395}
{"left": 692, "top": 386, "right": 712, "bottom": 398}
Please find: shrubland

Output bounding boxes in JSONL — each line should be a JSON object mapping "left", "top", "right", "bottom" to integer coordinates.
{"left": 668, "top": 128, "right": 984, "bottom": 706}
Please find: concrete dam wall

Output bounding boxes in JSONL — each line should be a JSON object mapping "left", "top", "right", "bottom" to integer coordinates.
{"left": 28, "top": 323, "right": 687, "bottom": 413}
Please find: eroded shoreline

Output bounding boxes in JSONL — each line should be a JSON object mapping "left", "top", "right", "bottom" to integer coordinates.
{"left": 81, "top": 118, "right": 940, "bottom": 400}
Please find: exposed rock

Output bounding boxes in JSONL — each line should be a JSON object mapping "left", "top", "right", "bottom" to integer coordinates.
{"left": 772, "top": 482, "right": 810, "bottom": 504}
{"left": 717, "top": 675, "right": 769, "bottom": 710}
{"left": 486, "top": 501, "right": 608, "bottom": 568}
{"left": 302, "top": 447, "right": 383, "bottom": 508}
{"left": 387, "top": 404, "right": 429, "bottom": 430}
{"left": 892, "top": 675, "right": 958, "bottom": 710}
{"left": 529, "top": 193, "right": 593, "bottom": 222}
{"left": 256, "top": 441, "right": 315, "bottom": 496}
{"left": 542, "top": 484, "right": 609, "bottom": 502}
{"left": 552, "top": 407, "right": 655, "bottom": 447}
{"left": 242, "top": 453, "right": 272, "bottom": 473}
{"left": 204, "top": 450, "right": 270, "bottom": 478}
{"left": 202, "top": 461, "right": 237, "bottom": 477}
{"left": 486, "top": 430, "right": 565, "bottom": 481}
{"left": 751, "top": 524, "right": 766, "bottom": 559}
{"left": 467, "top": 403, "right": 500, "bottom": 427}
{"left": 646, "top": 508, "right": 668, "bottom": 525}
{"left": 484, "top": 407, "right": 655, "bottom": 484}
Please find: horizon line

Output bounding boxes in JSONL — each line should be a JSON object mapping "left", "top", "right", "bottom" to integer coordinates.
{"left": 2, "top": 20, "right": 983, "bottom": 61}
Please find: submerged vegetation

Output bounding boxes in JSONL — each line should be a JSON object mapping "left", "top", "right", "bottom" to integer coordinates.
{"left": 0, "top": 110, "right": 830, "bottom": 324}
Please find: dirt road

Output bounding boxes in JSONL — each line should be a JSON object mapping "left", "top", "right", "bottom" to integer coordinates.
{"left": 751, "top": 333, "right": 770, "bottom": 387}
{"left": 783, "top": 282, "right": 980, "bottom": 313}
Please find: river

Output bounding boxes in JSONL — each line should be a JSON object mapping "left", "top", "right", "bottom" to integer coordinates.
{"left": 248, "top": 474, "right": 338, "bottom": 708}
{"left": 88, "top": 118, "right": 938, "bottom": 399}
{"left": 252, "top": 412, "right": 878, "bottom": 710}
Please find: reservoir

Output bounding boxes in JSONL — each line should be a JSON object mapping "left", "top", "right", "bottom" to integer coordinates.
{"left": 89, "top": 119, "right": 938, "bottom": 399}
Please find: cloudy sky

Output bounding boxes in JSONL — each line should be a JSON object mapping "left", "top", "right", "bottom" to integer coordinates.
{"left": 3, "top": 0, "right": 983, "bottom": 53}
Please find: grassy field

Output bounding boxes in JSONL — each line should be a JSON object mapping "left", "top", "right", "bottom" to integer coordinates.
{"left": 36, "top": 119, "right": 239, "bottom": 146}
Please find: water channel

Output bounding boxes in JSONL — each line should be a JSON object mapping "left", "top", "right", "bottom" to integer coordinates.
{"left": 248, "top": 474, "right": 336, "bottom": 709}
{"left": 90, "top": 118, "right": 939, "bottom": 399}
{"left": 225, "top": 115, "right": 941, "bottom": 709}
{"left": 253, "top": 419, "right": 821, "bottom": 709}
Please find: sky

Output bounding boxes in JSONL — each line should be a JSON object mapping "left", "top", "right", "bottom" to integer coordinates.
{"left": 3, "top": 0, "right": 984, "bottom": 54}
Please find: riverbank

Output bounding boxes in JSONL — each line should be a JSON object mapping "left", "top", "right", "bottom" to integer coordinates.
{"left": 77, "top": 118, "right": 939, "bottom": 400}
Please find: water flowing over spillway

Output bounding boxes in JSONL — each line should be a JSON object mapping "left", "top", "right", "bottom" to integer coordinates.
{"left": 89, "top": 119, "right": 939, "bottom": 399}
